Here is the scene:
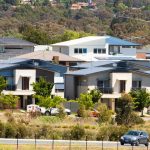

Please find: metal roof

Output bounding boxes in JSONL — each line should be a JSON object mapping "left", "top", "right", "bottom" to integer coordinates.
{"left": 66, "top": 67, "right": 113, "bottom": 76}
{"left": 51, "top": 36, "right": 141, "bottom": 46}
{"left": 0, "top": 37, "right": 36, "bottom": 46}
{"left": 72, "top": 60, "right": 119, "bottom": 68}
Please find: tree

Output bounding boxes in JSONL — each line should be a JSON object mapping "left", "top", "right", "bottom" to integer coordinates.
{"left": 115, "top": 93, "right": 134, "bottom": 125}
{"left": 130, "top": 89, "right": 150, "bottom": 116}
{"left": 32, "top": 77, "right": 54, "bottom": 97}
{"left": 0, "top": 76, "right": 7, "bottom": 93}
{"left": 36, "top": 95, "right": 66, "bottom": 108}
{"left": 77, "top": 93, "right": 93, "bottom": 110}
{"left": 0, "top": 94, "right": 19, "bottom": 110}
{"left": 89, "top": 89, "right": 102, "bottom": 103}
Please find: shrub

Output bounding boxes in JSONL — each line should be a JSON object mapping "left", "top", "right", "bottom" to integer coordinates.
{"left": 77, "top": 105, "right": 86, "bottom": 117}
{"left": 5, "top": 123, "right": 17, "bottom": 138}
{"left": 62, "top": 130, "right": 71, "bottom": 140}
{"left": 129, "top": 112, "right": 144, "bottom": 125}
{"left": 0, "top": 121, "right": 5, "bottom": 137}
{"left": 57, "top": 105, "right": 66, "bottom": 119}
{"left": 71, "top": 124, "right": 85, "bottom": 140}
{"left": 97, "top": 103, "right": 112, "bottom": 124}
{"left": 17, "top": 124, "right": 29, "bottom": 138}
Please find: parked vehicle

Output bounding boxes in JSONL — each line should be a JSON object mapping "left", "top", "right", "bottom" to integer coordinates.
{"left": 42, "top": 107, "right": 71, "bottom": 116}
{"left": 27, "top": 104, "right": 41, "bottom": 112}
{"left": 120, "top": 130, "right": 149, "bottom": 146}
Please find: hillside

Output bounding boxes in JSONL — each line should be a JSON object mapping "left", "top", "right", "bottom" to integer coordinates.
{"left": 0, "top": 0, "right": 150, "bottom": 45}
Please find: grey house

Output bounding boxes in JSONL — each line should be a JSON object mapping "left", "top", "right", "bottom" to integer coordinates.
{"left": 0, "top": 37, "right": 36, "bottom": 60}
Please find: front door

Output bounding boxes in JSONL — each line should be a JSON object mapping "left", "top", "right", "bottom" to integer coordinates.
{"left": 120, "top": 80, "right": 126, "bottom": 93}
{"left": 22, "top": 77, "right": 29, "bottom": 90}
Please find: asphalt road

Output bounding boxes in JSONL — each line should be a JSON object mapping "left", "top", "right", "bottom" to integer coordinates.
{"left": 0, "top": 138, "right": 148, "bottom": 148}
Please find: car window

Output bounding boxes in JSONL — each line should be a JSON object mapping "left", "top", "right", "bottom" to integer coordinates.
{"left": 143, "top": 132, "right": 147, "bottom": 136}
{"left": 126, "top": 131, "right": 139, "bottom": 136}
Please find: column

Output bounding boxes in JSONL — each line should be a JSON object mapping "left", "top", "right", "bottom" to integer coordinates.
{"left": 32, "top": 97, "right": 35, "bottom": 104}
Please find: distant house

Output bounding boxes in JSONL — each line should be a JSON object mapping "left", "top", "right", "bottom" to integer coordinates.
{"left": 0, "top": 37, "right": 36, "bottom": 60}
{"left": 15, "top": 50, "right": 84, "bottom": 67}
{"left": 51, "top": 36, "right": 141, "bottom": 61}
{"left": 65, "top": 60, "right": 150, "bottom": 111}
{"left": 0, "top": 58, "right": 67, "bottom": 109}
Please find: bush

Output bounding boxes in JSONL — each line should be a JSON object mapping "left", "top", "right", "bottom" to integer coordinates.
{"left": 97, "top": 103, "right": 112, "bottom": 124}
{"left": 0, "top": 121, "right": 5, "bottom": 137}
{"left": 77, "top": 105, "right": 86, "bottom": 117}
{"left": 17, "top": 124, "right": 29, "bottom": 138}
{"left": 71, "top": 124, "right": 85, "bottom": 140}
{"left": 129, "top": 112, "right": 144, "bottom": 125}
{"left": 5, "top": 123, "right": 17, "bottom": 138}
{"left": 96, "top": 125, "right": 128, "bottom": 141}
{"left": 57, "top": 105, "right": 66, "bottom": 119}
{"left": 62, "top": 130, "right": 71, "bottom": 140}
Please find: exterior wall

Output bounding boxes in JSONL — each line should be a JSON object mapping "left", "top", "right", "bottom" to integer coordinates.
{"left": 52, "top": 46, "right": 69, "bottom": 55}
{"left": 111, "top": 73, "right": 132, "bottom": 93}
{"left": 120, "top": 46, "right": 136, "bottom": 56}
{"left": 36, "top": 69, "right": 54, "bottom": 83}
{"left": 65, "top": 75, "right": 75, "bottom": 99}
{"left": 132, "top": 72, "right": 150, "bottom": 91}
{"left": 14, "top": 69, "right": 36, "bottom": 91}
{"left": 34, "top": 45, "right": 52, "bottom": 51}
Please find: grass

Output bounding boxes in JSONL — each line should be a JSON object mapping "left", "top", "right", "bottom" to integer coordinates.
{"left": 0, "top": 145, "right": 147, "bottom": 150}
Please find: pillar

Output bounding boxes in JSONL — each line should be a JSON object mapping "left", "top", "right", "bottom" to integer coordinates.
{"left": 110, "top": 98, "right": 115, "bottom": 112}
{"left": 32, "top": 97, "right": 35, "bottom": 104}
{"left": 23, "top": 95, "right": 27, "bottom": 109}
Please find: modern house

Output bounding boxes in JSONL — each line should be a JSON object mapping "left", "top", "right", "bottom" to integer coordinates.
{"left": 0, "top": 37, "right": 36, "bottom": 60}
{"left": 65, "top": 60, "right": 150, "bottom": 111}
{"left": 0, "top": 58, "right": 67, "bottom": 109}
{"left": 51, "top": 36, "right": 141, "bottom": 61}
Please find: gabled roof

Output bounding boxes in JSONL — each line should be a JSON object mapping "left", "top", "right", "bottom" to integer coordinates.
{"left": 51, "top": 36, "right": 141, "bottom": 46}
{"left": 66, "top": 67, "right": 113, "bottom": 76}
{"left": 15, "top": 51, "right": 83, "bottom": 62}
{"left": 0, "top": 37, "right": 36, "bottom": 46}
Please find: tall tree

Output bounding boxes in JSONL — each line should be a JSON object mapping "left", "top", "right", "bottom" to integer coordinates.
{"left": 130, "top": 89, "right": 150, "bottom": 116}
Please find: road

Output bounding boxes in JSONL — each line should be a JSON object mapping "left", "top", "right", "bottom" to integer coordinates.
{"left": 0, "top": 138, "right": 147, "bottom": 148}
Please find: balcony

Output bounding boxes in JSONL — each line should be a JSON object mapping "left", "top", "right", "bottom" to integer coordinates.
{"left": 98, "top": 87, "right": 113, "bottom": 94}
{"left": 5, "top": 85, "right": 16, "bottom": 91}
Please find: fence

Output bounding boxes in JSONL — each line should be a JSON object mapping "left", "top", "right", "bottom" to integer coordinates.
{"left": 1, "top": 134, "right": 149, "bottom": 150}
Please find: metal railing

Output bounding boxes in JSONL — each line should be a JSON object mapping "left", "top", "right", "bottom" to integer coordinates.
{"left": 98, "top": 87, "right": 113, "bottom": 94}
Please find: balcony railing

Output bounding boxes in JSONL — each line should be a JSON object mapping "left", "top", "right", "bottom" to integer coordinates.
{"left": 131, "top": 87, "right": 142, "bottom": 91}
{"left": 98, "top": 87, "right": 113, "bottom": 94}
{"left": 5, "top": 85, "right": 16, "bottom": 91}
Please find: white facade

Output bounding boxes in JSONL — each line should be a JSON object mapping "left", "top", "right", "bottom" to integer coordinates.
{"left": 51, "top": 36, "right": 138, "bottom": 61}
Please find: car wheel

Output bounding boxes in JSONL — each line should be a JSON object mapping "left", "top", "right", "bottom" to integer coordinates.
{"left": 131, "top": 143, "right": 134, "bottom": 146}
{"left": 120, "top": 142, "right": 124, "bottom": 145}
{"left": 45, "top": 111, "right": 50, "bottom": 116}
{"left": 135, "top": 140, "right": 139, "bottom": 146}
{"left": 67, "top": 112, "right": 71, "bottom": 115}
{"left": 145, "top": 140, "right": 149, "bottom": 147}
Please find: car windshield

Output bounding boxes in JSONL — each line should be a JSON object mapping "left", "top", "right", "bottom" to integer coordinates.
{"left": 126, "top": 131, "right": 139, "bottom": 136}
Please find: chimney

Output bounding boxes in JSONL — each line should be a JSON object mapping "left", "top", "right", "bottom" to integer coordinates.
{"left": 52, "top": 56, "right": 59, "bottom": 64}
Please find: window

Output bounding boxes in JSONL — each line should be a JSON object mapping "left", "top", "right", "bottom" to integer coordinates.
{"left": 74, "top": 48, "right": 78, "bottom": 53}
{"left": 93, "top": 48, "right": 106, "bottom": 54}
{"left": 122, "top": 46, "right": 131, "bottom": 48}
{"left": 74, "top": 48, "right": 87, "bottom": 54}
{"left": 98, "top": 49, "right": 101, "bottom": 53}
{"left": 97, "top": 80, "right": 109, "bottom": 88}
{"left": 83, "top": 48, "right": 87, "bottom": 53}
{"left": 79, "top": 48, "right": 82, "bottom": 53}
{"left": 132, "top": 81, "right": 141, "bottom": 88}
{"left": 94, "top": 48, "right": 97, "bottom": 54}
{"left": 102, "top": 49, "right": 106, "bottom": 54}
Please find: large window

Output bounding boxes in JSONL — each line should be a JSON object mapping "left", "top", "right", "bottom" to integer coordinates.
{"left": 74, "top": 48, "right": 87, "bottom": 54}
{"left": 132, "top": 81, "right": 141, "bottom": 88}
{"left": 122, "top": 46, "right": 131, "bottom": 48}
{"left": 97, "top": 80, "right": 109, "bottom": 88}
{"left": 93, "top": 48, "right": 106, "bottom": 54}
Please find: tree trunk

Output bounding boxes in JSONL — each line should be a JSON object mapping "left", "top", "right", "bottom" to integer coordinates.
{"left": 141, "top": 109, "right": 144, "bottom": 117}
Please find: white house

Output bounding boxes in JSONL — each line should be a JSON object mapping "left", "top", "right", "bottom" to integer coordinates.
{"left": 51, "top": 36, "right": 141, "bottom": 61}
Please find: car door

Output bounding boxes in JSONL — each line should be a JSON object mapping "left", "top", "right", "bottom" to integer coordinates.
{"left": 139, "top": 132, "right": 145, "bottom": 144}
{"left": 143, "top": 132, "right": 148, "bottom": 144}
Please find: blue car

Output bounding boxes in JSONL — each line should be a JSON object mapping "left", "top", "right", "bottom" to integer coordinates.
{"left": 120, "top": 130, "right": 149, "bottom": 146}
